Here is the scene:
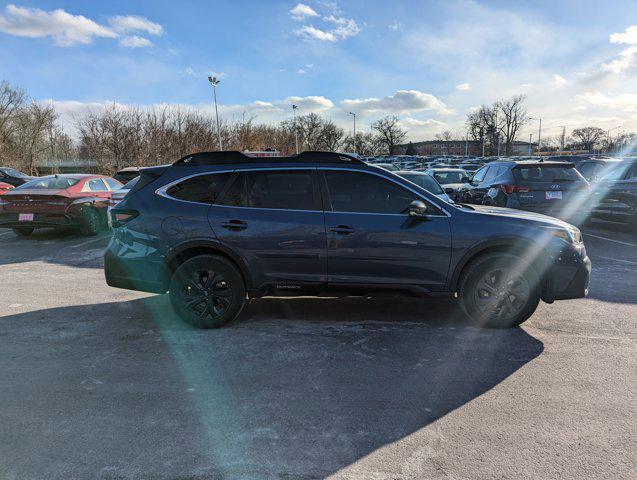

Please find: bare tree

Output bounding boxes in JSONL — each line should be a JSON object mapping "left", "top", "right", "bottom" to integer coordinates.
{"left": 495, "top": 95, "right": 527, "bottom": 155}
{"left": 572, "top": 127, "right": 606, "bottom": 151}
{"left": 371, "top": 115, "right": 407, "bottom": 155}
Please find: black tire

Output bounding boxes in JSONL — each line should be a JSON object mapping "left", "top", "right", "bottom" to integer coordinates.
{"left": 482, "top": 198, "right": 494, "bottom": 206}
{"left": 80, "top": 207, "right": 101, "bottom": 236}
{"left": 12, "top": 226, "right": 34, "bottom": 236}
{"left": 458, "top": 253, "right": 541, "bottom": 328}
{"left": 169, "top": 254, "right": 246, "bottom": 329}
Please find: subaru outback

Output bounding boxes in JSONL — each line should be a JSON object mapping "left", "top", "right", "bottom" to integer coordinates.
{"left": 105, "top": 151, "right": 591, "bottom": 329}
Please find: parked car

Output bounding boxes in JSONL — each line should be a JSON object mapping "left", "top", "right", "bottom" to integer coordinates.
{"left": 0, "top": 167, "right": 33, "bottom": 187}
{"left": 457, "top": 163, "right": 483, "bottom": 173}
{"left": 0, "top": 182, "right": 15, "bottom": 195}
{"left": 373, "top": 162, "right": 399, "bottom": 171}
{"left": 589, "top": 158, "right": 637, "bottom": 225}
{"left": 395, "top": 170, "right": 452, "bottom": 203}
{"left": 574, "top": 158, "right": 622, "bottom": 182}
{"left": 0, "top": 174, "right": 123, "bottom": 236}
{"left": 113, "top": 167, "right": 142, "bottom": 184}
{"left": 107, "top": 176, "right": 139, "bottom": 227}
{"left": 470, "top": 161, "right": 589, "bottom": 222}
{"left": 425, "top": 167, "right": 471, "bottom": 202}
{"left": 106, "top": 151, "right": 590, "bottom": 330}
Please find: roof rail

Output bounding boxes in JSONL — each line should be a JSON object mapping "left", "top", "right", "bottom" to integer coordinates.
{"left": 172, "top": 150, "right": 364, "bottom": 166}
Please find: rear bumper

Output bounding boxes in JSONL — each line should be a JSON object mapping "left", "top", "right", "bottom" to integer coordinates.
{"left": 0, "top": 212, "right": 77, "bottom": 229}
{"left": 104, "top": 236, "right": 168, "bottom": 294}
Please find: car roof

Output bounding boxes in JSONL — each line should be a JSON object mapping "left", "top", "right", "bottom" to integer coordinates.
{"left": 395, "top": 170, "right": 427, "bottom": 175}
{"left": 174, "top": 150, "right": 363, "bottom": 167}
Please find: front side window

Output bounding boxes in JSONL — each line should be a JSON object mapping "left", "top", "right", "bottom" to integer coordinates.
{"left": 165, "top": 173, "right": 233, "bottom": 204}
{"left": 482, "top": 166, "right": 499, "bottom": 183}
{"left": 324, "top": 170, "right": 421, "bottom": 214}
{"left": 472, "top": 166, "right": 488, "bottom": 183}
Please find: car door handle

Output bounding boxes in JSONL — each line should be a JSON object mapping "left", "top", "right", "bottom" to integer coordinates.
{"left": 221, "top": 220, "right": 248, "bottom": 230}
{"left": 330, "top": 225, "right": 355, "bottom": 235}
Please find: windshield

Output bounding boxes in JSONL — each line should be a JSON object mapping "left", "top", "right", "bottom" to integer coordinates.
{"left": 1, "top": 167, "right": 29, "bottom": 178}
{"left": 432, "top": 171, "right": 466, "bottom": 184}
{"left": 401, "top": 173, "right": 444, "bottom": 194}
{"left": 18, "top": 176, "right": 80, "bottom": 190}
{"left": 513, "top": 166, "right": 583, "bottom": 182}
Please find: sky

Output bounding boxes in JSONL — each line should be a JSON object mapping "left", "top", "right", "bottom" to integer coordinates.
{"left": 1, "top": 0, "right": 636, "bottom": 142}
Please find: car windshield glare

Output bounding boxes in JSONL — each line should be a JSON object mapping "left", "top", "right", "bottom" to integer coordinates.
{"left": 18, "top": 177, "right": 80, "bottom": 190}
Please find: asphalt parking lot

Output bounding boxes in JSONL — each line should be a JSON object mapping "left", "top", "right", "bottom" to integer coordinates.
{"left": 0, "top": 221, "right": 635, "bottom": 480}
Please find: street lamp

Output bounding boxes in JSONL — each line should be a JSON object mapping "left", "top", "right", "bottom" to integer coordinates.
{"left": 207, "top": 76, "right": 223, "bottom": 151}
{"left": 529, "top": 117, "right": 542, "bottom": 154}
{"left": 528, "top": 133, "right": 533, "bottom": 156}
{"left": 292, "top": 104, "right": 299, "bottom": 154}
{"left": 607, "top": 125, "right": 621, "bottom": 153}
{"left": 349, "top": 112, "right": 356, "bottom": 153}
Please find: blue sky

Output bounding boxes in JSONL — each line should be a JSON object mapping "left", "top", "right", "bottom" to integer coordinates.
{"left": 1, "top": 0, "right": 636, "bottom": 140}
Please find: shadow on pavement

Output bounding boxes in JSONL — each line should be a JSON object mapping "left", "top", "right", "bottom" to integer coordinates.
{"left": 0, "top": 295, "right": 544, "bottom": 479}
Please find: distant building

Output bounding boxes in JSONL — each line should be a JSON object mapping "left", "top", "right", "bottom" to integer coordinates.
{"left": 395, "top": 140, "right": 538, "bottom": 156}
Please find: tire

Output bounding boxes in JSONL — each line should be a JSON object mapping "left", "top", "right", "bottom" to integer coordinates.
{"left": 458, "top": 253, "right": 541, "bottom": 328}
{"left": 169, "top": 254, "right": 246, "bottom": 329}
{"left": 80, "top": 207, "right": 101, "bottom": 236}
{"left": 482, "top": 198, "right": 494, "bottom": 206}
{"left": 12, "top": 226, "right": 34, "bottom": 236}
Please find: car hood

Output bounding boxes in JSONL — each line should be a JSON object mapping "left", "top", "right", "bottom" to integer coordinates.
{"left": 465, "top": 204, "right": 573, "bottom": 228}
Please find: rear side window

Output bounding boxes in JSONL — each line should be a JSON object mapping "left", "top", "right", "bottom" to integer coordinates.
{"left": 247, "top": 170, "right": 317, "bottom": 210}
{"left": 324, "top": 170, "right": 420, "bottom": 214}
{"left": 86, "top": 178, "right": 108, "bottom": 192}
{"left": 513, "top": 166, "right": 583, "bottom": 182}
{"left": 165, "top": 173, "right": 232, "bottom": 204}
{"left": 104, "top": 178, "right": 123, "bottom": 190}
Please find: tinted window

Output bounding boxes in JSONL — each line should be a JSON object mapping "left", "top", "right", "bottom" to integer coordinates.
{"left": 626, "top": 163, "right": 637, "bottom": 180}
{"left": 166, "top": 173, "right": 232, "bottom": 204}
{"left": 482, "top": 166, "right": 499, "bottom": 183}
{"left": 247, "top": 170, "right": 316, "bottom": 210}
{"left": 324, "top": 170, "right": 419, "bottom": 214}
{"left": 18, "top": 177, "right": 80, "bottom": 190}
{"left": 87, "top": 178, "right": 108, "bottom": 192}
{"left": 513, "top": 166, "right": 583, "bottom": 182}
{"left": 400, "top": 173, "right": 444, "bottom": 194}
{"left": 218, "top": 172, "right": 247, "bottom": 207}
{"left": 104, "top": 178, "right": 123, "bottom": 190}
{"left": 432, "top": 171, "right": 466, "bottom": 184}
{"left": 472, "top": 166, "right": 488, "bottom": 182}
{"left": 577, "top": 163, "right": 598, "bottom": 178}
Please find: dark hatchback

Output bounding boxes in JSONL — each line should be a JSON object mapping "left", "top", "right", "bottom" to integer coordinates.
{"left": 589, "top": 158, "right": 637, "bottom": 225}
{"left": 106, "top": 151, "right": 590, "bottom": 329}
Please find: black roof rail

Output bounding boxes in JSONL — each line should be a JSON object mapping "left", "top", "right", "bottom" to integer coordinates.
{"left": 173, "top": 150, "right": 364, "bottom": 166}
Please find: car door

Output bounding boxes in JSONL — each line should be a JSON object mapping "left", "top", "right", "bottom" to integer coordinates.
{"left": 209, "top": 168, "right": 327, "bottom": 290}
{"left": 611, "top": 162, "right": 637, "bottom": 222}
{"left": 320, "top": 168, "right": 452, "bottom": 290}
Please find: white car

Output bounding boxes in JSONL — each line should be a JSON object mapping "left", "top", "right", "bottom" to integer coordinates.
{"left": 394, "top": 170, "right": 452, "bottom": 203}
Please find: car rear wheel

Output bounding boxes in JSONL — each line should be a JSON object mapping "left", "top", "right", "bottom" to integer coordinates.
{"left": 458, "top": 253, "right": 540, "bottom": 328}
{"left": 12, "top": 226, "right": 34, "bottom": 236}
{"left": 169, "top": 255, "right": 246, "bottom": 329}
{"left": 80, "top": 207, "right": 101, "bottom": 236}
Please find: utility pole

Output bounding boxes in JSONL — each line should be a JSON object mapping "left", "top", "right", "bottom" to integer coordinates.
{"left": 607, "top": 125, "right": 621, "bottom": 154}
{"left": 292, "top": 104, "right": 299, "bottom": 154}
{"left": 529, "top": 133, "right": 533, "bottom": 155}
{"left": 529, "top": 117, "right": 542, "bottom": 154}
{"left": 207, "top": 76, "right": 223, "bottom": 151}
{"left": 559, "top": 126, "right": 566, "bottom": 151}
{"left": 349, "top": 112, "right": 356, "bottom": 153}
{"left": 464, "top": 133, "right": 468, "bottom": 157}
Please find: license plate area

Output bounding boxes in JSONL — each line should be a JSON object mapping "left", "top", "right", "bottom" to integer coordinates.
{"left": 546, "top": 191, "right": 562, "bottom": 200}
{"left": 18, "top": 213, "right": 34, "bottom": 221}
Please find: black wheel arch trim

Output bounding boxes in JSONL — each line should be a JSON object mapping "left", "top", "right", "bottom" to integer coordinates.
{"left": 164, "top": 238, "right": 253, "bottom": 290}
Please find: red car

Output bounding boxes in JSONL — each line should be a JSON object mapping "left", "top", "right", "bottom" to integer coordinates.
{"left": 0, "top": 174, "right": 122, "bottom": 236}
{"left": 0, "top": 182, "right": 14, "bottom": 195}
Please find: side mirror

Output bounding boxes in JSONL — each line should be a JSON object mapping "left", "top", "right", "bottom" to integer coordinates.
{"left": 406, "top": 200, "right": 430, "bottom": 219}
{"left": 461, "top": 176, "right": 471, "bottom": 183}
{"left": 444, "top": 187, "right": 454, "bottom": 194}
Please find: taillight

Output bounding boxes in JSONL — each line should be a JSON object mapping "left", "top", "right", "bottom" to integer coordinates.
{"left": 111, "top": 209, "right": 138, "bottom": 228}
{"left": 499, "top": 185, "right": 531, "bottom": 194}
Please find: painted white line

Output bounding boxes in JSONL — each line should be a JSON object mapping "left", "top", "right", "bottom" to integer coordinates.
{"left": 584, "top": 233, "right": 637, "bottom": 248}
{"left": 67, "top": 236, "right": 108, "bottom": 249}
{"left": 596, "top": 255, "right": 637, "bottom": 266}
{"left": 0, "top": 231, "right": 13, "bottom": 237}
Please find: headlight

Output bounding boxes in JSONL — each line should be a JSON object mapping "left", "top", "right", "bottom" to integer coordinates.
{"left": 550, "top": 226, "right": 582, "bottom": 244}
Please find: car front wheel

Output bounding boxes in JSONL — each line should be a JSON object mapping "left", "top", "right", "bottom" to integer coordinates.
{"left": 169, "top": 254, "right": 246, "bottom": 328}
{"left": 458, "top": 253, "right": 541, "bottom": 328}
{"left": 80, "top": 207, "right": 102, "bottom": 236}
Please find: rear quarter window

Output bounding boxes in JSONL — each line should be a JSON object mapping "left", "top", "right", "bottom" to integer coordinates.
{"left": 165, "top": 173, "right": 233, "bottom": 204}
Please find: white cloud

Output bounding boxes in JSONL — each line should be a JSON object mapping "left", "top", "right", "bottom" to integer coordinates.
{"left": 342, "top": 90, "right": 452, "bottom": 115}
{"left": 553, "top": 74, "right": 567, "bottom": 86}
{"left": 282, "top": 95, "right": 334, "bottom": 111}
{"left": 289, "top": 3, "right": 319, "bottom": 21}
{"left": 297, "top": 69, "right": 307, "bottom": 74}
{"left": 0, "top": 4, "right": 161, "bottom": 48}
{"left": 295, "top": 25, "right": 336, "bottom": 42}
{"left": 119, "top": 35, "right": 152, "bottom": 48}
{"left": 609, "top": 25, "right": 637, "bottom": 45}
{"left": 184, "top": 66, "right": 195, "bottom": 76}
{"left": 108, "top": 15, "right": 163, "bottom": 36}
{"left": 455, "top": 83, "right": 471, "bottom": 91}
{"left": 0, "top": 4, "right": 116, "bottom": 46}
{"left": 388, "top": 21, "right": 402, "bottom": 31}
{"left": 601, "top": 46, "right": 637, "bottom": 74}
{"left": 576, "top": 91, "right": 637, "bottom": 113}
{"left": 323, "top": 15, "right": 360, "bottom": 39}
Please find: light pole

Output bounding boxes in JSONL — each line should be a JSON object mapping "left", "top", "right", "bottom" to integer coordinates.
{"left": 529, "top": 117, "right": 542, "bottom": 154}
{"left": 558, "top": 125, "right": 566, "bottom": 151}
{"left": 207, "top": 76, "right": 223, "bottom": 151}
{"left": 528, "top": 133, "right": 533, "bottom": 155}
{"left": 292, "top": 104, "right": 299, "bottom": 154}
{"left": 607, "top": 125, "right": 621, "bottom": 153}
{"left": 464, "top": 133, "right": 468, "bottom": 157}
{"left": 349, "top": 112, "right": 357, "bottom": 153}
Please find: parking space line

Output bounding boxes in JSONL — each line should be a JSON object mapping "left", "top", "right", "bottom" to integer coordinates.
{"left": 597, "top": 256, "right": 637, "bottom": 266}
{"left": 0, "top": 231, "right": 13, "bottom": 237}
{"left": 584, "top": 233, "right": 637, "bottom": 248}
{"left": 67, "top": 236, "right": 109, "bottom": 249}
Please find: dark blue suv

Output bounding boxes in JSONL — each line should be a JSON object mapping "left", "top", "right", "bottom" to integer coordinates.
{"left": 105, "top": 151, "right": 591, "bottom": 329}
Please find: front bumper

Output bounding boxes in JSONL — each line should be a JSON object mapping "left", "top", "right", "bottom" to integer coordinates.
{"left": 544, "top": 241, "right": 591, "bottom": 301}
{"left": 553, "top": 255, "right": 591, "bottom": 300}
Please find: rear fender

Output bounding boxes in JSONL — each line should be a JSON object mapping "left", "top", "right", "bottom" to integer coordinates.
{"left": 67, "top": 197, "right": 109, "bottom": 217}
